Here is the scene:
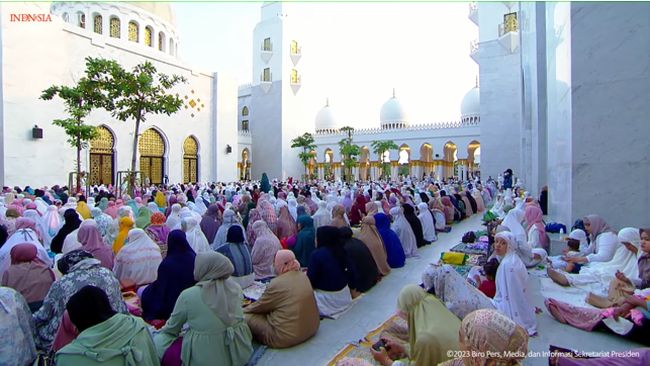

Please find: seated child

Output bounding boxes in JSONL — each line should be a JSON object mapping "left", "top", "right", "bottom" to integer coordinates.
{"left": 477, "top": 258, "right": 498, "bottom": 298}
{"left": 548, "top": 229, "right": 587, "bottom": 273}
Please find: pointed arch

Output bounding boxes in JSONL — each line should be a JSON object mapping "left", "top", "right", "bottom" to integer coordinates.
{"left": 138, "top": 128, "right": 167, "bottom": 185}
{"left": 89, "top": 125, "right": 115, "bottom": 186}
{"left": 183, "top": 136, "right": 199, "bottom": 183}
{"left": 241, "top": 148, "right": 251, "bottom": 180}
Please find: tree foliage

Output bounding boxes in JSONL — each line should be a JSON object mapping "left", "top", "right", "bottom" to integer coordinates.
{"left": 291, "top": 132, "right": 317, "bottom": 180}
{"left": 338, "top": 126, "right": 360, "bottom": 183}
{"left": 371, "top": 140, "right": 399, "bottom": 179}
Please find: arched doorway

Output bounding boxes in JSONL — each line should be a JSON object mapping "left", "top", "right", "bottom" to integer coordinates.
{"left": 183, "top": 136, "right": 199, "bottom": 183}
{"left": 420, "top": 143, "right": 434, "bottom": 178}
{"left": 359, "top": 146, "right": 370, "bottom": 181}
{"left": 398, "top": 144, "right": 410, "bottom": 177}
{"left": 467, "top": 140, "right": 480, "bottom": 180}
{"left": 241, "top": 148, "right": 251, "bottom": 180}
{"left": 443, "top": 141, "right": 458, "bottom": 179}
{"left": 89, "top": 125, "right": 115, "bottom": 186}
{"left": 324, "top": 148, "right": 334, "bottom": 180}
{"left": 308, "top": 149, "right": 316, "bottom": 178}
{"left": 138, "top": 128, "right": 166, "bottom": 185}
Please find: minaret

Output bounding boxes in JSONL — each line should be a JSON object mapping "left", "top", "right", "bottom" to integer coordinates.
{"left": 249, "top": 2, "right": 309, "bottom": 180}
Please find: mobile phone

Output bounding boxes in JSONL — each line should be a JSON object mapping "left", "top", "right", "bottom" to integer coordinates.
{"left": 372, "top": 339, "right": 390, "bottom": 352}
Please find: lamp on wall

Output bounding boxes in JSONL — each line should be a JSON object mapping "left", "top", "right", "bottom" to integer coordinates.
{"left": 226, "top": 144, "right": 232, "bottom": 154}
{"left": 435, "top": 153, "right": 440, "bottom": 158}
{"left": 32, "top": 125, "right": 43, "bottom": 139}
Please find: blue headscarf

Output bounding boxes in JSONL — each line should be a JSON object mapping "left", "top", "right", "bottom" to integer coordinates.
{"left": 373, "top": 213, "right": 406, "bottom": 268}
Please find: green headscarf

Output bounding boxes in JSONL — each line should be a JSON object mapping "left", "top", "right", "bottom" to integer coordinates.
{"left": 135, "top": 206, "right": 152, "bottom": 229}
{"left": 260, "top": 173, "right": 271, "bottom": 193}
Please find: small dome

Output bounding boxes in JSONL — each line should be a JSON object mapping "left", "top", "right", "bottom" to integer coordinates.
{"left": 315, "top": 100, "right": 339, "bottom": 132}
{"left": 461, "top": 86, "right": 480, "bottom": 118}
{"left": 129, "top": 2, "right": 176, "bottom": 26}
{"left": 380, "top": 90, "right": 408, "bottom": 128}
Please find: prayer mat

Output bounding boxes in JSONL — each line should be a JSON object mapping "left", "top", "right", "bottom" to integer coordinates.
{"left": 450, "top": 242, "right": 488, "bottom": 256}
{"left": 326, "top": 314, "right": 407, "bottom": 366}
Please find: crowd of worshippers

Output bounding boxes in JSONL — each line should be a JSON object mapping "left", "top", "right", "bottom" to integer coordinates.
{"left": 0, "top": 172, "right": 647, "bottom": 366}
{"left": 0, "top": 173, "right": 495, "bottom": 366}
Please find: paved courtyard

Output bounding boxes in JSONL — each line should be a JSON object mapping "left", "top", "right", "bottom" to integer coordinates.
{"left": 259, "top": 214, "right": 644, "bottom": 366}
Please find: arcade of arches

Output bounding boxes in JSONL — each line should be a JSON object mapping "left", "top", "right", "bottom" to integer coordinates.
{"left": 315, "top": 141, "right": 480, "bottom": 181}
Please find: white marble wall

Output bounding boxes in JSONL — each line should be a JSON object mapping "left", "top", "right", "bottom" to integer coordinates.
{"left": 569, "top": 2, "right": 650, "bottom": 230}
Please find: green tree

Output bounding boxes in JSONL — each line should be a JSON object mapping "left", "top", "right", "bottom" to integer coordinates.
{"left": 338, "top": 126, "right": 360, "bottom": 183}
{"left": 371, "top": 140, "right": 398, "bottom": 179}
{"left": 290, "top": 132, "right": 317, "bottom": 180}
{"left": 41, "top": 60, "right": 110, "bottom": 193}
{"left": 87, "top": 57, "right": 186, "bottom": 191}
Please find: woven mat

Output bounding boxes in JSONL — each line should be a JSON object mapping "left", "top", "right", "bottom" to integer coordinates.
{"left": 326, "top": 314, "right": 407, "bottom": 366}
{"left": 450, "top": 242, "right": 488, "bottom": 256}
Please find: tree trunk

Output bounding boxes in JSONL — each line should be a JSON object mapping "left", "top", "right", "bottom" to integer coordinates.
{"left": 130, "top": 118, "right": 141, "bottom": 195}
{"left": 76, "top": 135, "right": 82, "bottom": 194}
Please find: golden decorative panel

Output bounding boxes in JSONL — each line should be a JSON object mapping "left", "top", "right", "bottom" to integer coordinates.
{"left": 128, "top": 21, "right": 138, "bottom": 42}
{"left": 90, "top": 126, "right": 115, "bottom": 154}
{"left": 183, "top": 158, "right": 197, "bottom": 183}
{"left": 182, "top": 89, "right": 205, "bottom": 118}
{"left": 110, "top": 17, "right": 120, "bottom": 38}
{"left": 138, "top": 128, "right": 165, "bottom": 156}
{"left": 504, "top": 12, "right": 518, "bottom": 33}
{"left": 183, "top": 136, "right": 199, "bottom": 156}
{"left": 145, "top": 27, "right": 153, "bottom": 47}
{"left": 89, "top": 154, "right": 113, "bottom": 186}
{"left": 93, "top": 15, "right": 102, "bottom": 34}
{"left": 140, "top": 157, "right": 164, "bottom": 185}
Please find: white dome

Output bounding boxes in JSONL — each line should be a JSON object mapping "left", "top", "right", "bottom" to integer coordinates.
{"left": 315, "top": 101, "right": 339, "bottom": 132}
{"left": 380, "top": 91, "right": 408, "bottom": 128}
{"left": 461, "top": 86, "right": 480, "bottom": 118}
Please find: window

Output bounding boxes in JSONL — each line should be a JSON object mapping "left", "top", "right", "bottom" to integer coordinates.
{"left": 290, "top": 40, "right": 300, "bottom": 54}
{"left": 290, "top": 69, "right": 300, "bottom": 84}
{"left": 242, "top": 106, "right": 249, "bottom": 116}
{"left": 128, "top": 21, "right": 138, "bottom": 42}
{"left": 169, "top": 39, "right": 175, "bottom": 55}
{"left": 77, "top": 12, "right": 85, "bottom": 28}
{"left": 242, "top": 120, "right": 249, "bottom": 131}
{"left": 262, "top": 68, "right": 271, "bottom": 82}
{"left": 110, "top": 17, "right": 120, "bottom": 38}
{"left": 503, "top": 12, "right": 518, "bottom": 33}
{"left": 158, "top": 32, "right": 165, "bottom": 51}
{"left": 93, "top": 15, "right": 102, "bottom": 34}
{"left": 262, "top": 37, "right": 272, "bottom": 51}
{"left": 144, "top": 26, "right": 153, "bottom": 47}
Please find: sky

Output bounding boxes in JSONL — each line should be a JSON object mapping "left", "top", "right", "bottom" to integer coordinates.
{"left": 172, "top": 1, "right": 478, "bottom": 129}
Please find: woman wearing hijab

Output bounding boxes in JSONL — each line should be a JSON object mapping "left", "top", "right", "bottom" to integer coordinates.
{"left": 76, "top": 200, "right": 91, "bottom": 220}
{"left": 135, "top": 206, "right": 152, "bottom": 229}
{"left": 112, "top": 216, "right": 134, "bottom": 254}
{"left": 182, "top": 217, "right": 212, "bottom": 254}
{"left": 0, "top": 219, "right": 51, "bottom": 277}
{"left": 312, "top": 201, "right": 332, "bottom": 229}
{"left": 389, "top": 207, "right": 418, "bottom": 258}
{"left": 90, "top": 207, "right": 113, "bottom": 245}
{"left": 422, "top": 231, "right": 537, "bottom": 336}
{"left": 155, "top": 191, "right": 167, "bottom": 211}
{"left": 402, "top": 203, "right": 426, "bottom": 247}
{"left": 245, "top": 208, "right": 263, "bottom": 247}
{"left": 154, "top": 252, "right": 253, "bottom": 366}
{"left": 339, "top": 227, "right": 378, "bottom": 295}
{"left": 33, "top": 249, "right": 127, "bottom": 350}
{"left": 0, "top": 287, "right": 37, "bottom": 366}
{"left": 241, "top": 201, "right": 256, "bottom": 228}
{"left": 330, "top": 204, "right": 349, "bottom": 229}
{"left": 417, "top": 202, "right": 437, "bottom": 243}
{"left": 371, "top": 284, "right": 461, "bottom": 366}
{"left": 251, "top": 220, "right": 282, "bottom": 280}
{"left": 217, "top": 226, "right": 254, "bottom": 289}
{"left": 146, "top": 212, "right": 171, "bottom": 257}
{"left": 308, "top": 226, "right": 353, "bottom": 318}
{"left": 440, "top": 195, "right": 456, "bottom": 224}
{"left": 277, "top": 205, "right": 298, "bottom": 240}
{"left": 374, "top": 213, "right": 406, "bottom": 268}
{"left": 524, "top": 205, "right": 549, "bottom": 250}
{"left": 293, "top": 215, "right": 316, "bottom": 268}
{"left": 51, "top": 208, "right": 82, "bottom": 254}
{"left": 348, "top": 195, "right": 367, "bottom": 226}
{"left": 258, "top": 198, "right": 278, "bottom": 235}
{"left": 200, "top": 205, "right": 222, "bottom": 244}
{"left": 464, "top": 190, "right": 478, "bottom": 215}
{"left": 104, "top": 201, "right": 118, "bottom": 219}
{"left": 501, "top": 207, "right": 546, "bottom": 268}
{"left": 41, "top": 205, "right": 62, "bottom": 249}
{"left": 78, "top": 222, "right": 113, "bottom": 270}
{"left": 1, "top": 243, "right": 55, "bottom": 311}
{"left": 287, "top": 198, "right": 299, "bottom": 221}
{"left": 548, "top": 214, "right": 619, "bottom": 286}
{"left": 55, "top": 286, "right": 159, "bottom": 366}
{"left": 357, "top": 216, "right": 390, "bottom": 276}
{"left": 166, "top": 203, "right": 183, "bottom": 231}
{"left": 141, "top": 230, "right": 197, "bottom": 321}
{"left": 245, "top": 250, "right": 319, "bottom": 348}
{"left": 212, "top": 209, "right": 243, "bottom": 251}
{"left": 438, "top": 309, "right": 528, "bottom": 366}
{"left": 113, "top": 229, "right": 162, "bottom": 287}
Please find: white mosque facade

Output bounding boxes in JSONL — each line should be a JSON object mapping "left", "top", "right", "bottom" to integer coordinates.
{"left": 1, "top": 1, "right": 481, "bottom": 189}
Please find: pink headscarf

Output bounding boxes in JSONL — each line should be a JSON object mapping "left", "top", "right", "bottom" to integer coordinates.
{"left": 104, "top": 201, "right": 118, "bottom": 219}
{"left": 524, "top": 205, "right": 548, "bottom": 248}
{"left": 274, "top": 249, "right": 300, "bottom": 275}
{"left": 583, "top": 214, "right": 613, "bottom": 240}
{"left": 15, "top": 217, "right": 43, "bottom": 243}
{"left": 78, "top": 223, "right": 114, "bottom": 269}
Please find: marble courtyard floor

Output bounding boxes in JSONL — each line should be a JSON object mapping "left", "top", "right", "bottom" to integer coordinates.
{"left": 258, "top": 214, "right": 645, "bottom": 366}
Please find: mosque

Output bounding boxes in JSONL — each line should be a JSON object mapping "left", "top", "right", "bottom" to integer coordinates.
{"left": 0, "top": 1, "right": 480, "bottom": 189}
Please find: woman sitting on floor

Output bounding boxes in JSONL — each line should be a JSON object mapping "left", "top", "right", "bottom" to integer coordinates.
{"left": 308, "top": 226, "right": 353, "bottom": 318}
{"left": 374, "top": 213, "right": 405, "bottom": 269}
{"left": 154, "top": 252, "right": 253, "bottom": 366}
{"left": 244, "top": 250, "right": 320, "bottom": 348}
{"left": 339, "top": 227, "right": 379, "bottom": 297}
{"left": 216, "top": 226, "right": 255, "bottom": 289}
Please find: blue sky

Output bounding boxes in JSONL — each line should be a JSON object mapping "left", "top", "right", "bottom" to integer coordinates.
{"left": 172, "top": 1, "right": 478, "bottom": 128}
